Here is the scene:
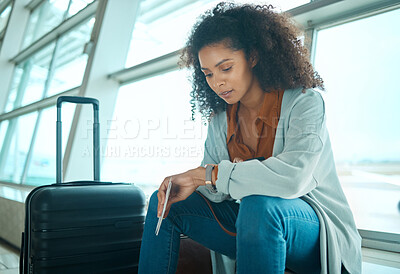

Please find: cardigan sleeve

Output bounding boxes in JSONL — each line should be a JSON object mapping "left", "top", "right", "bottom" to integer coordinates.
{"left": 216, "top": 90, "right": 326, "bottom": 200}
{"left": 198, "top": 112, "right": 232, "bottom": 202}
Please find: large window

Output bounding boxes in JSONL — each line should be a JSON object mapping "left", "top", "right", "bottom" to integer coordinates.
{"left": 46, "top": 18, "right": 94, "bottom": 96}
{"left": 24, "top": 104, "right": 76, "bottom": 186}
{"left": 313, "top": 8, "right": 400, "bottom": 234}
{"left": 22, "top": 0, "right": 94, "bottom": 49}
{"left": 126, "top": 0, "right": 309, "bottom": 67}
{"left": 0, "top": 92, "right": 76, "bottom": 186}
{"left": 117, "top": 0, "right": 310, "bottom": 199}
{"left": 102, "top": 70, "right": 207, "bottom": 198}
{"left": 0, "top": 113, "right": 38, "bottom": 183}
{"left": 6, "top": 18, "right": 94, "bottom": 112}
{"left": 0, "top": 0, "right": 12, "bottom": 48}
{"left": 0, "top": 2, "right": 11, "bottom": 33}
{"left": 0, "top": 2, "right": 95, "bottom": 186}
{"left": 5, "top": 42, "right": 56, "bottom": 112}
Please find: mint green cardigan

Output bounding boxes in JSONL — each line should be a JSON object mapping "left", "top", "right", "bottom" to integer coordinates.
{"left": 198, "top": 87, "right": 362, "bottom": 274}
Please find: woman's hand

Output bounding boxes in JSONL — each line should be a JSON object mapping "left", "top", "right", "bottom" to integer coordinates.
{"left": 233, "top": 157, "right": 243, "bottom": 163}
{"left": 157, "top": 167, "right": 205, "bottom": 218}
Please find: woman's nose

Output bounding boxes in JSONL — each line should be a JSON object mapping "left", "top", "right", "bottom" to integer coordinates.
{"left": 213, "top": 76, "right": 225, "bottom": 88}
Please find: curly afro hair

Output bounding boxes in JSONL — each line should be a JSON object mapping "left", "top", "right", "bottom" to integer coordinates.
{"left": 180, "top": 2, "right": 324, "bottom": 121}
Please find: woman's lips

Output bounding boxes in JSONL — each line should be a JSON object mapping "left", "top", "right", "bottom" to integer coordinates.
{"left": 219, "top": 90, "right": 233, "bottom": 99}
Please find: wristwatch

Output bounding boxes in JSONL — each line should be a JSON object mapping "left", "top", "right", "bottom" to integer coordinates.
{"left": 205, "top": 164, "right": 217, "bottom": 193}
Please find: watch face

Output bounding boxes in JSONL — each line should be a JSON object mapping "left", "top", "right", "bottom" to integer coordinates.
{"left": 206, "top": 182, "right": 217, "bottom": 193}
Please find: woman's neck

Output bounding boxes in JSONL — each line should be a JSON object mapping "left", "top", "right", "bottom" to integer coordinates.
{"left": 239, "top": 86, "right": 265, "bottom": 118}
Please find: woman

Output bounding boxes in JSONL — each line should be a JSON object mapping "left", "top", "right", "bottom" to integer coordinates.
{"left": 138, "top": 2, "right": 361, "bottom": 274}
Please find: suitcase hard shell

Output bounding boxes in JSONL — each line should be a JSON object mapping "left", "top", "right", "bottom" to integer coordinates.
{"left": 21, "top": 96, "right": 146, "bottom": 274}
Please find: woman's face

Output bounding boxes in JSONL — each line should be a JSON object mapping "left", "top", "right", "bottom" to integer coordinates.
{"left": 198, "top": 42, "right": 259, "bottom": 105}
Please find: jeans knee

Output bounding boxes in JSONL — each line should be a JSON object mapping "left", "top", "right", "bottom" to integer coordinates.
{"left": 236, "top": 195, "right": 283, "bottom": 239}
{"left": 239, "top": 195, "right": 282, "bottom": 218}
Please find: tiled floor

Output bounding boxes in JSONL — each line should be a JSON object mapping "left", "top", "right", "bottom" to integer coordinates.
{"left": 0, "top": 241, "right": 18, "bottom": 274}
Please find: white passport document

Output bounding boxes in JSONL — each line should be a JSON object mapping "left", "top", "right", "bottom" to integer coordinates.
{"left": 155, "top": 178, "right": 172, "bottom": 236}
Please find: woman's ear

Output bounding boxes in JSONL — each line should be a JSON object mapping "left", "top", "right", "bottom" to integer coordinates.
{"left": 250, "top": 51, "right": 259, "bottom": 68}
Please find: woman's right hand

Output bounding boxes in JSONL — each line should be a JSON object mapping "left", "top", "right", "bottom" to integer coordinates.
{"left": 157, "top": 167, "right": 205, "bottom": 218}
{"left": 233, "top": 157, "right": 243, "bottom": 163}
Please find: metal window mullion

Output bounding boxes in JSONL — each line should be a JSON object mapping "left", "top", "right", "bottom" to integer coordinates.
{"left": 2, "top": 58, "right": 37, "bottom": 182}
{"left": 19, "top": 36, "right": 60, "bottom": 184}
{"left": 63, "top": 0, "right": 73, "bottom": 20}
{"left": 30, "top": 0, "right": 50, "bottom": 45}
{"left": 0, "top": 53, "right": 36, "bottom": 175}
{"left": 0, "top": 0, "right": 12, "bottom": 14}
{"left": 288, "top": 0, "right": 344, "bottom": 17}
{"left": 0, "top": 86, "right": 79, "bottom": 122}
{"left": 61, "top": 0, "right": 106, "bottom": 177}
{"left": 40, "top": 35, "right": 61, "bottom": 98}
{"left": 359, "top": 229, "right": 400, "bottom": 253}
{"left": 108, "top": 49, "right": 180, "bottom": 85}
{"left": 0, "top": 117, "right": 17, "bottom": 176}
{"left": 306, "top": 28, "right": 318, "bottom": 66}
{"left": 12, "top": 60, "right": 34, "bottom": 110}
{"left": 25, "top": 0, "right": 45, "bottom": 11}
{"left": 12, "top": 119, "right": 19, "bottom": 182}
{"left": 6, "top": 60, "right": 33, "bottom": 179}
{"left": 303, "top": 27, "right": 314, "bottom": 61}
{"left": 75, "top": 0, "right": 106, "bottom": 96}
{"left": 19, "top": 109, "right": 41, "bottom": 183}
{"left": 293, "top": 0, "right": 400, "bottom": 31}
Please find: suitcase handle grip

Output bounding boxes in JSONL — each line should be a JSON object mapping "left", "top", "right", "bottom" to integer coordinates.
{"left": 56, "top": 96, "right": 100, "bottom": 184}
{"left": 57, "top": 96, "right": 99, "bottom": 110}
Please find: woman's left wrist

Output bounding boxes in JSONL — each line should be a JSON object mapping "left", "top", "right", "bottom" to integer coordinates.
{"left": 192, "top": 166, "right": 206, "bottom": 187}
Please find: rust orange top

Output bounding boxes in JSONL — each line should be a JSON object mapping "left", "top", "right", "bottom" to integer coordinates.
{"left": 213, "top": 90, "right": 284, "bottom": 180}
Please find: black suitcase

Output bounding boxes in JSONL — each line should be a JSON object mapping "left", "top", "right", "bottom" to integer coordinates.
{"left": 20, "top": 96, "right": 146, "bottom": 274}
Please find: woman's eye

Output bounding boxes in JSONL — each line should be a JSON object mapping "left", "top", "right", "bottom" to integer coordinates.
{"left": 205, "top": 73, "right": 212, "bottom": 78}
{"left": 222, "top": 66, "right": 232, "bottom": 72}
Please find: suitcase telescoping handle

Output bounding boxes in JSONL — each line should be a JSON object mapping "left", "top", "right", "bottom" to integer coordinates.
{"left": 56, "top": 96, "right": 100, "bottom": 184}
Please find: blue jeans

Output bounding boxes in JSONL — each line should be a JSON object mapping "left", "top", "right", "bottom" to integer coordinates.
{"left": 138, "top": 191, "right": 321, "bottom": 274}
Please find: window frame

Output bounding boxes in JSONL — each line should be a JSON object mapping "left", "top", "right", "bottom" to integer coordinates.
{"left": 311, "top": 17, "right": 400, "bottom": 246}
{"left": 0, "top": 0, "right": 13, "bottom": 44}
{"left": 0, "top": 0, "right": 98, "bottom": 185}
{"left": 12, "top": 0, "right": 97, "bottom": 63}
{"left": 305, "top": 1, "right": 400, "bottom": 253}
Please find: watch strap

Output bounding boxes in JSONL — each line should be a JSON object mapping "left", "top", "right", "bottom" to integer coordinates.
{"left": 205, "top": 164, "right": 213, "bottom": 182}
{"left": 205, "top": 165, "right": 217, "bottom": 193}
